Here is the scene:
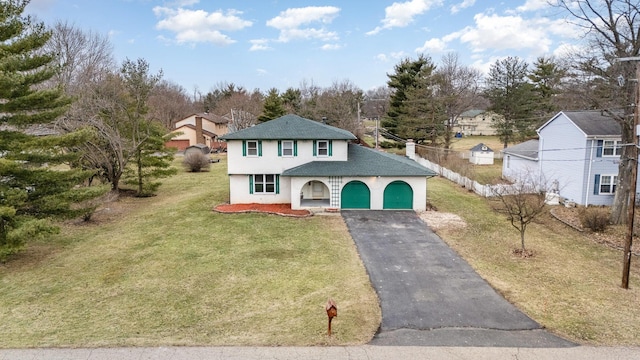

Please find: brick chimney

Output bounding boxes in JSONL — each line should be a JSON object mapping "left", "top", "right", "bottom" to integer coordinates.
{"left": 406, "top": 139, "right": 416, "bottom": 160}
{"left": 195, "top": 116, "right": 204, "bottom": 144}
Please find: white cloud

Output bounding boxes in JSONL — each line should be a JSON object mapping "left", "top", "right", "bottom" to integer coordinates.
{"left": 416, "top": 38, "right": 448, "bottom": 53}
{"left": 516, "top": 0, "right": 550, "bottom": 12}
{"left": 266, "top": 6, "right": 340, "bottom": 43}
{"left": 451, "top": 0, "right": 475, "bottom": 14}
{"left": 249, "top": 39, "right": 272, "bottom": 51}
{"left": 153, "top": 6, "right": 252, "bottom": 45}
{"left": 454, "top": 13, "right": 555, "bottom": 54}
{"left": 367, "top": 0, "right": 443, "bottom": 35}
{"left": 375, "top": 51, "right": 408, "bottom": 62}
{"left": 321, "top": 43, "right": 342, "bottom": 51}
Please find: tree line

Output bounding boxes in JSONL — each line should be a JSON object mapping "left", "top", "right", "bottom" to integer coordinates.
{"left": 1, "top": 0, "right": 638, "bottom": 259}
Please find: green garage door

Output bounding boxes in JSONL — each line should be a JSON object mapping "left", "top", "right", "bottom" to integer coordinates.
{"left": 341, "top": 181, "right": 371, "bottom": 209}
{"left": 383, "top": 181, "right": 413, "bottom": 209}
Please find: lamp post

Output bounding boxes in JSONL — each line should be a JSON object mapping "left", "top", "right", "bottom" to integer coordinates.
{"left": 619, "top": 57, "right": 640, "bottom": 289}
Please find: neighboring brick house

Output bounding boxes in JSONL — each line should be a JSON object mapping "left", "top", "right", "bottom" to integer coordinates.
{"left": 220, "top": 114, "right": 436, "bottom": 210}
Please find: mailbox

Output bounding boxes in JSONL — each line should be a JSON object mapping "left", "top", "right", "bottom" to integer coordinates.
{"left": 326, "top": 299, "right": 337, "bottom": 336}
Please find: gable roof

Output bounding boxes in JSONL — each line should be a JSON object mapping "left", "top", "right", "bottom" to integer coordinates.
{"left": 470, "top": 143, "right": 493, "bottom": 152}
{"left": 172, "top": 124, "right": 217, "bottom": 137}
{"left": 220, "top": 114, "right": 357, "bottom": 140}
{"left": 282, "top": 144, "right": 436, "bottom": 177}
{"left": 502, "top": 139, "right": 539, "bottom": 160}
{"left": 538, "top": 111, "right": 621, "bottom": 137}
{"left": 459, "top": 109, "right": 485, "bottom": 118}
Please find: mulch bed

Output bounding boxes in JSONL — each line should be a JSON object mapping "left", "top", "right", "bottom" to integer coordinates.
{"left": 213, "top": 203, "right": 313, "bottom": 217}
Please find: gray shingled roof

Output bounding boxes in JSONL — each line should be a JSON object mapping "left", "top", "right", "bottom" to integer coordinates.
{"left": 459, "top": 109, "right": 485, "bottom": 118}
{"left": 470, "top": 143, "right": 493, "bottom": 152}
{"left": 282, "top": 144, "right": 436, "bottom": 177}
{"left": 502, "top": 139, "right": 539, "bottom": 160}
{"left": 220, "top": 114, "right": 357, "bottom": 140}
{"left": 541, "top": 111, "right": 621, "bottom": 136}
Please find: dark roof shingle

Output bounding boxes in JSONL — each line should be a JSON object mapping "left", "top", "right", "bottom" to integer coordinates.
{"left": 220, "top": 114, "right": 357, "bottom": 140}
{"left": 282, "top": 144, "right": 436, "bottom": 177}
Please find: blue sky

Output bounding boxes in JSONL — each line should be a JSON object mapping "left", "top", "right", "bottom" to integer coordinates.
{"left": 26, "top": 0, "right": 581, "bottom": 94}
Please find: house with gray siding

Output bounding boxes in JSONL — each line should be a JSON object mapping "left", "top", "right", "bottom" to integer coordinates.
{"left": 502, "top": 111, "right": 638, "bottom": 206}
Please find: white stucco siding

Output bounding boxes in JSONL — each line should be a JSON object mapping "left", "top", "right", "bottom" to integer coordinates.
{"left": 226, "top": 139, "right": 349, "bottom": 174}
{"left": 538, "top": 113, "right": 589, "bottom": 205}
{"left": 289, "top": 176, "right": 427, "bottom": 211}
{"left": 228, "top": 174, "right": 292, "bottom": 204}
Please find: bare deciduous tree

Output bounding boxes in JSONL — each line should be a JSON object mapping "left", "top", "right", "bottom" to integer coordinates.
{"left": 554, "top": 0, "right": 640, "bottom": 224}
{"left": 490, "top": 172, "right": 554, "bottom": 255}
{"left": 435, "top": 52, "right": 484, "bottom": 153}
{"left": 45, "top": 21, "right": 114, "bottom": 93}
{"left": 148, "top": 80, "right": 196, "bottom": 130}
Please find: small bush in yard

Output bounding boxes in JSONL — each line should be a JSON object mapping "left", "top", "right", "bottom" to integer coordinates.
{"left": 183, "top": 152, "right": 211, "bottom": 172}
{"left": 579, "top": 207, "right": 610, "bottom": 232}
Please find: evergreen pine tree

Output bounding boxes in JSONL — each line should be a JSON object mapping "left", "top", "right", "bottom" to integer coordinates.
{"left": 258, "top": 88, "right": 286, "bottom": 122}
{"left": 0, "top": 0, "right": 107, "bottom": 259}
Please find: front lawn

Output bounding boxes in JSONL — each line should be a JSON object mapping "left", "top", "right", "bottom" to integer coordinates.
{"left": 0, "top": 156, "right": 380, "bottom": 348}
{"left": 427, "top": 176, "right": 640, "bottom": 345}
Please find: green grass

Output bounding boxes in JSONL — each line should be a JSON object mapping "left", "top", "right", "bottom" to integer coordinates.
{"left": 427, "top": 176, "right": 640, "bottom": 345}
{"left": 0, "top": 156, "right": 380, "bottom": 348}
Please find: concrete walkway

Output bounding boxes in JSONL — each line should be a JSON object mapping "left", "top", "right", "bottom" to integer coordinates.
{"left": 1, "top": 345, "right": 639, "bottom": 359}
{"left": 341, "top": 210, "right": 574, "bottom": 347}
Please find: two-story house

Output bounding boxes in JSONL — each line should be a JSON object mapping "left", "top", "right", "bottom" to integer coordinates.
{"left": 453, "top": 110, "right": 501, "bottom": 136}
{"left": 502, "top": 110, "right": 639, "bottom": 206}
{"left": 166, "top": 113, "right": 230, "bottom": 151}
{"left": 219, "top": 114, "right": 436, "bottom": 210}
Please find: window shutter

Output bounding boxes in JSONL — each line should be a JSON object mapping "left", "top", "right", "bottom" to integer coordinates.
{"left": 594, "top": 174, "right": 600, "bottom": 195}
{"left": 242, "top": 140, "right": 247, "bottom": 157}
{"left": 294, "top": 140, "right": 298, "bottom": 156}
{"left": 278, "top": 141, "right": 282, "bottom": 156}
{"left": 313, "top": 140, "right": 317, "bottom": 156}
{"left": 276, "top": 174, "right": 280, "bottom": 194}
{"left": 329, "top": 140, "right": 333, "bottom": 156}
{"left": 596, "top": 140, "right": 603, "bottom": 158}
{"left": 249, "top": 175, "right": 254, "bottom": 194}
{"left": 258, "top": 141, "right": 263, "bottom": 156}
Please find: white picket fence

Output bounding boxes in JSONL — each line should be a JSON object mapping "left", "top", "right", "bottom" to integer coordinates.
{"left": 415, "top": 155, "right": 530, "bottom": 198}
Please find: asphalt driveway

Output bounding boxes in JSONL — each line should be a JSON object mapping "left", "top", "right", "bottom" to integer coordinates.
{"left": 341, "top": 210, "right": 575, "bottom": 347}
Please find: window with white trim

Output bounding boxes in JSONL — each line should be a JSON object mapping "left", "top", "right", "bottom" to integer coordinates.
{"left": 602, "top": 140, "right": 622, "bottom": 156}
{"left": 254, "top": 174, "right": 276, "bottom": 194}
{"left": 599, "top": 175, "right": 617, "bottom": 194}
{"left": 247, "top": 141, "right": 258, "bottom": 156}
{"left": 317, "top": 140, "right": 329, "bottom": 156}
{"left": 282, "top": 140, "right": 294, "bottom": 156}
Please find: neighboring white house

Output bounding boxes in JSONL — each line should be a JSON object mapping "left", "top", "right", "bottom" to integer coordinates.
{"left": 453, "top": 110, "right": 501, "bottom": 136}
{"left": 502, "top": 110, "right": 640, "bottom": 206}
{"left": 469, "top": 143, "right": 494, "bottom": 165}
{"left": 219, "top": 114, "right": 437, "bottom": 211}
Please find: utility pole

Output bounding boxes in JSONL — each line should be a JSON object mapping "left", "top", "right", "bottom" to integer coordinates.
{"left": 620, "top": 57, "right": 640, "bottom": 289}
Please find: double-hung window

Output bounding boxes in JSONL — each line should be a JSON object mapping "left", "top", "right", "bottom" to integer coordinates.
{"left": 602, "top": 140, "right": 622, "bottom": 156}
{"left": 598, "top": 174, "right": 617, "bottom": 194}
{"left": 252, "top": 174, "right": 278, "bottom": 194}
{"left": 315, "top": 140, "right": 331, "bottom": 157}
{"left": 282, "top": 140, "right": 294, "bottom": 156}
{"left": 247, "top": 141, "right": 258, "bottom": 156}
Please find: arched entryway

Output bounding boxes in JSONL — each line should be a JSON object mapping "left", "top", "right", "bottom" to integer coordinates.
{"left": 300, "top": 180, "right": 330, "bottom": 207}
{"left": 383, "top": 181, "right": 413, "bottom": 209}
{"left": 341, "top": 181, "right": 371, "bottom": 209}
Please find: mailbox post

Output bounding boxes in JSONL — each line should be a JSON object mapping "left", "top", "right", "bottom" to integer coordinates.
{"left": 325, "top": 299, "right": 337, "bottom": 336}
